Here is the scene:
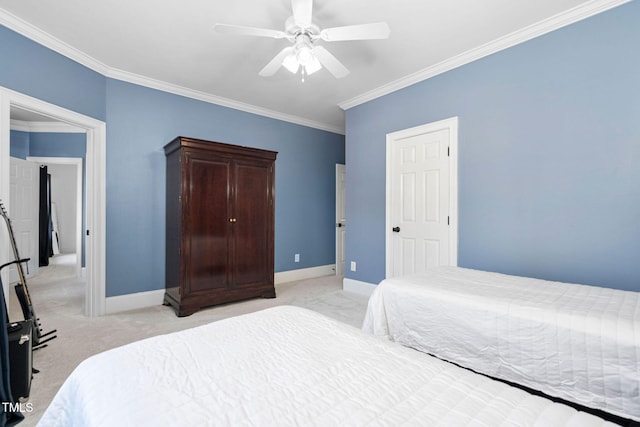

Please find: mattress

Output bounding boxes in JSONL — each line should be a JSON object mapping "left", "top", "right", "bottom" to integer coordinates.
{"left": 38, "top": 306, "right": 613, "bottom": 427}
{"left": 362, "top": 266, "right": 640, "bottom": 421}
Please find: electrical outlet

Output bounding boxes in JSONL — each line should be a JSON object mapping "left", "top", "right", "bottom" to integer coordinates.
{"left": 294, "top": 253, "right": 300, "bottom": 263}
{"left": 350, "top": 261, "right": 356, "bottom": 272}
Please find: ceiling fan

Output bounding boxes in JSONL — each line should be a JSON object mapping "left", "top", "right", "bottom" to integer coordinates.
{"left": 214, "top": 0, "right": 390, "bottom": 80}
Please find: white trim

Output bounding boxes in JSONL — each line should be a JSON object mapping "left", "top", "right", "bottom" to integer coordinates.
{"left": 8, "top": 119, "right": 29, "bottom": 132}
{"left": 0, "top": 86, "right": 106, "bottom": 317}
{"left": 105, "top": 265, "right": 338, "bottom": 314}
{"left": 275, "top": 264, "right": 336, "bottom": 284}
{"left": 0, "top": 91, "right": 12, "bottom": 303}
{"left": 11, "top": 119, "right": 85, "bottom": 133}
{"left": 106, "top": 68, "right": 343, "bottom": 135}
{"left": 335, "top": 163, "right": 346, "bottom": 276}
{"left": 85, "top": 125, "right": 107, "bottom": 317}
{"left": 343, "top": 278, "right": 376, "bottom": 297}
{"left": 0, "top": 9, "right": 342, "bottom": 135}
{"left": 385, "top": 117, "right": 459, "bottom": 278}
{"left": 27, "top": 156, "right": 83, "bottom": 278}
{"left": 27, "top": 156, "right": 82, "bottom": 165}
{"left": 339, "top": 0, "right": 631, "bottom": 110}
{"left": 105, "top": 289, "right": 165, "bottom": 314}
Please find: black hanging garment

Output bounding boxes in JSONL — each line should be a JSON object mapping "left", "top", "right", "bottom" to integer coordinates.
{"left": 39, "top": 167, "right": 53, "bottom": 267}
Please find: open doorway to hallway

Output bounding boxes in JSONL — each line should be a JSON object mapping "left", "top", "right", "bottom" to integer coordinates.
{"left": 8, "top": 107, "right": 86, "bottom": 316}
{"left": 1, "top": 86, "right": 106, "bottom": 317}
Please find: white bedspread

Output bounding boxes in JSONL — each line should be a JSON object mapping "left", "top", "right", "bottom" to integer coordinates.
{"left": 362, "top": 266, "right": 640, "bottom": 421}
{"left": 38, "top": 306, "right": 614, "bottom": 427}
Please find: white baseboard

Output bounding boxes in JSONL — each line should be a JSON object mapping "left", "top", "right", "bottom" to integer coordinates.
{"left": 343, "top": 278, "right": 377, "bottom": 297}
{"left": 275, "top": 264, "right": 336, "bottom": 284}
{"left": 105, "top": 265, "right": 336, "bottom": 314}
{"left": 105, "top": 289, "right": 165, "bottom": 314}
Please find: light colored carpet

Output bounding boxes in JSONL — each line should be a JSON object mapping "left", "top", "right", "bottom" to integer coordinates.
{"left": 9, "top": 254, "right": 369, "bottom": 426}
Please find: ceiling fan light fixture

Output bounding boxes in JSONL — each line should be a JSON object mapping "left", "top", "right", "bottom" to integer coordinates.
{"left": 282, "top": 54, "right": 300, "bottom": 73}
{"left": 282, "top": 43, "right": 321, "bottom": 77}
{"left": 304, "top": 56, "right": 322, "bottom": 75}
{"left": 296, "top": 44, "right": 314, "bottom": 66}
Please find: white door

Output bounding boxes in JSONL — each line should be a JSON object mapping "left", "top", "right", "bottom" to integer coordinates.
{"left": 9, "top": 157, "right": 39, "bottom": 281}
{"left": 335, "top": 164, "right": 346, "bottom": 275}
{"left": 386, "top": 118, "right": 458, "bottom": 277}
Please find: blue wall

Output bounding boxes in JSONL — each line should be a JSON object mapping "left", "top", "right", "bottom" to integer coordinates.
{"left": 9, "top": 130, "right": 29, "bottom": 159}
{"left": 2, "top": 24, "right": 344, "bottom": 298}
{"left": 105, "top": 79, "right": 344, "bottom": 296}
{"left": 345, "top": 1, "right": 640, "bottom": 291}
{"left": 30, "top": 132, "right": 87, "bottom": 158}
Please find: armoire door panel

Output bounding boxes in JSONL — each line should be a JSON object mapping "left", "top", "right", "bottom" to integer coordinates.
{"left": 185, "top": 156, "right": 231, "bottom": 293}
{"left": 233, "top": 160, "right": 272, "bottom": 287}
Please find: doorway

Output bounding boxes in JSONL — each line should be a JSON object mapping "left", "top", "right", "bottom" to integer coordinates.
{"left": 385, "top": 117, "right": 458, "bottom": 278}
{"left": 0, "top": 86, "right": 106, "bottom": 316}
{"left": 27, "top": 156, "right": 84, "bottom": 279}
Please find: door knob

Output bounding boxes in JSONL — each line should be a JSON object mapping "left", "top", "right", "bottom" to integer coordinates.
{"left": 392, "top": 226, "right": 400, "bottom": 232}
{"left": 336, "top": 223, "right": 344, "bottom": 228}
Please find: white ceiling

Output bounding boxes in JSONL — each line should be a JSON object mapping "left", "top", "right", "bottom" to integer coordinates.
{"left": 0, "top": 0, "right": 627, "bottom": 133}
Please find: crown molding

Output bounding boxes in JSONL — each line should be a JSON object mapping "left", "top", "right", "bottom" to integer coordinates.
{"left": 0, "top": 8, "right": 110, "bottom": 75}
{"left": 0, "top": 7, "right": 343, "bottom": 135}
{"left": 339, "top": 0, "right": 631, "bottom": 110}
{"left": 105, "top": 67, "right": 344, "bottom": 134}
{"left": 8, "top": 119, "right": 30, "bottom": 132}
{"left": 11, "top": 119, "right": 85, "bottom": 133}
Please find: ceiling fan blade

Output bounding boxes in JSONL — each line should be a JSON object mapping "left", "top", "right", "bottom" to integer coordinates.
{"left": 291, "top": 0, "right": 313, "bottom": 28}
{"left": 259, "top": 47, "right": 294, "bottom": 76}
{"left": 312, "top": 46, "right": 349, "bottom": 78}
{"left": 214, "top": 23, "right": 286, "bottom": 39}
{"left": 320, "top": 22, "right": 390, "bottom": 42}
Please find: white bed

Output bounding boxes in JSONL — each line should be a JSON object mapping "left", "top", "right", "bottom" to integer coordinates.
{"left": 362, "top": 266, "right": 640, "bottom": 422}
{"left": 38, "top": 306, "right": 613, "bottom": 426}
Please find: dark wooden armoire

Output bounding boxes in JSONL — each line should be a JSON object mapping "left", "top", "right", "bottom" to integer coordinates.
{"left": 163, "top": 137, "right": 277, "bottom": 317}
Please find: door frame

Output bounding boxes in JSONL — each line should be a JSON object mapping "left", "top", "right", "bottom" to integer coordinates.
{"left": 335, "top": 163, "right": 346, "bottom": 276}
{"left": 0, "top": 86, "right": 106, "bottom": 317}
{"left": 385, "top": 116, "right": 459, "bottom": 278}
